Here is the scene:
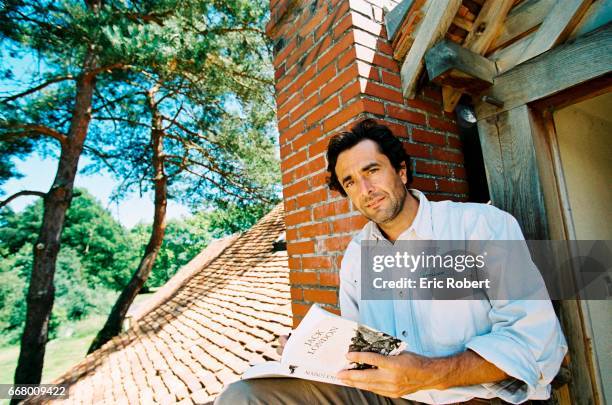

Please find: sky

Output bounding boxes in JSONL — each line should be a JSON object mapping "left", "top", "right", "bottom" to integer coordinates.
{"left": 2, "top": 153, "right": 192, "bottom": 228}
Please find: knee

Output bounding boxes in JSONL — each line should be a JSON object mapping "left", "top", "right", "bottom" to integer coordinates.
{"left": 214, "top": 380, "right": 268, "bottom": 405}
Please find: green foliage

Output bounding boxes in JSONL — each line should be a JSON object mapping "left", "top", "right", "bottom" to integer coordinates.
{"left": 0, "top": 189, "right": 135, "bottom": 289}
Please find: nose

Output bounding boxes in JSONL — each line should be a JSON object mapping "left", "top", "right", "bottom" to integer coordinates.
{"left": 359, "top": 177, "right": 374, "bottom": 197}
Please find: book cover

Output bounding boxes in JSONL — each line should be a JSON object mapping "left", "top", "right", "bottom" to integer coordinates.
{"left": 242, "top": 305, "right": 406, "bottom": 386}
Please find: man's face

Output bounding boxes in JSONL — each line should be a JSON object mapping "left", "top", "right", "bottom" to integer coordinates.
{"left": 335, "top": 139, "right": 408, "bottom": 224}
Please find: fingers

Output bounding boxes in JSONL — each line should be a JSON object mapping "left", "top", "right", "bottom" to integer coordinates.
{"left": 346, "top": 351, "right": 388, "bottom": 367}
{"left": 276, "top": 334, "right": 290, "bottom": 355}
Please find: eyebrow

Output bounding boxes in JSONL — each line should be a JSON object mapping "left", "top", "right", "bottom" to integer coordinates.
{"left": 340, "top": 162, "right": 380, "bottom": 185}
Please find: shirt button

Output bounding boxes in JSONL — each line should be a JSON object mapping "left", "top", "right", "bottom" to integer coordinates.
{"left": 402, "top": 330, "right": 407, "bottom": 337}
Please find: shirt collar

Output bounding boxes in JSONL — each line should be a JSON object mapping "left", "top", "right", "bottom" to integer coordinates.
{"left": 366, "top": 189, "right": 434, "bottom": 241}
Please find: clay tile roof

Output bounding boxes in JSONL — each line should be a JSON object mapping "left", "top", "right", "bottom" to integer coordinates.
{"left": 43, "top": 204, "right": 291, "bottom": 405}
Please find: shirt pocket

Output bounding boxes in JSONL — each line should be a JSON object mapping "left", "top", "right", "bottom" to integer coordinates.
{"left": 418, "top": 300, "right": 491, "bottom": 356}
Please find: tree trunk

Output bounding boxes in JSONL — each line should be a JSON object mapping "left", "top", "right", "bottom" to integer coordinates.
{"left": 13, "top": 50, "right": 97, "bottom": 388}
{"left": 88, "top": 86, "right": 167, "bottom": 353}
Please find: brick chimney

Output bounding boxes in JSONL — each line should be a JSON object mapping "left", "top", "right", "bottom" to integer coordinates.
{"left": 266, "top": 0, "right": 469, "bottom": 327}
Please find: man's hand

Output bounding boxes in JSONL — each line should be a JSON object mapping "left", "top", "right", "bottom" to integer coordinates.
{"left": 337, "top": 349, "right": 509, "bottom": 399}
{"left": 337, "top": 351, "right": 439, "bottom": 398}
{"left": 276, "top": 334, "right": 290, "bottom": 355}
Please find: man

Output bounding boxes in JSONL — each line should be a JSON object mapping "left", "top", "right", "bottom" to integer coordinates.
{"left": 216, "top": 119, "right": 567, "bottom": 404}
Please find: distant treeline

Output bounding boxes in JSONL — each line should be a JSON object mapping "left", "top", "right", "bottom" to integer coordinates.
{"left": 0, "top": 188, "right": 271, "bottom": 345}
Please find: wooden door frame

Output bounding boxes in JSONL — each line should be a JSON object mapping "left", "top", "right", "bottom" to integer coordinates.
{"left": 474, "top": 24, "right": 611, "bottom": 405}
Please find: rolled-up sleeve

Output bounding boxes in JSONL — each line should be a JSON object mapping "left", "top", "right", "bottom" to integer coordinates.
{"left": 466, "top": 212, "right": 568, "bottom": 403}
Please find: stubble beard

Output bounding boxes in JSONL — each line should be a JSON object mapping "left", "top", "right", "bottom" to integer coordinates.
{"left": 365, "top": 184, "right": 408, "bottom": 225}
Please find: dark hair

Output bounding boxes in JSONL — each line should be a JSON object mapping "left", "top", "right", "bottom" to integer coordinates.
{"left": 326, "top": 118, "right": 413, "bottom": 196}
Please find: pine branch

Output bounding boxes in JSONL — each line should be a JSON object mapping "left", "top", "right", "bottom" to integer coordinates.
{"left": 0, "top": 190, "right": 46, "bottom": 209}
{"left": 0, "top": 76, "right": 75, "bottom": 104}
{"left": 1, "top": 123, "right": 68, "bottom": 147}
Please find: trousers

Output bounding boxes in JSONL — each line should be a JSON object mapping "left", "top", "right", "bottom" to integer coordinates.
{"left": 214, "top": 378, "right": 504, "bottom": 405}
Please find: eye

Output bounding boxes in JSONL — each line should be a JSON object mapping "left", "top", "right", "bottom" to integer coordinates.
{"left": 344, "top": 179, "right": 354, "bottom": 188}
{"left": 368, "top": 167, "right": 378, "bottom": 174}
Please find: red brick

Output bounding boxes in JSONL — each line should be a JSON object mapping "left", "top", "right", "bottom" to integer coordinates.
{"left": 323, "top": 235, "right": 353, "bottom": 252}
{"left": 411, "top": 177, "right": 436, "bottom": 192}
{"left": 278, "top": 92, "right": 303, "bottom": 121}
{"left": 284, "top": 207, "right": 311, "bottom": 226}
{"left": 318, "top": 33, "right": 355, "bottom": 71}
{"left": 291, "top": 94, "right": 320, "bottom": 123}
{"left": 286, "top": 36, "right": 314, "bottom": 70}
{"left": 438, "top": 179, "right": 469, "bottom": 194}
{"left": 362, "top": 98, "right": 385, "bottom": 115}
{"left": 337, "top": 48, "right": 356, "bottom": 70}
{"left": 325, "top": 307, "right": 341, "bottom": 315}
{"left": 376, "top": 39, "right": 394, "bottom": 56}
{"left": 291, "top": 303, "right": 311, "bottom": 317}
{"left": 432, "top": 149, "right": 464, "bottom": 163}
{"left": 380, "top": 70, "right": 401, "bottom": 89}
{"left": 313, "top": 199, "right": 350, "bottom": 220}
{"left": 403, "top": 142, "right": 431, "bottom": 159}
{"left": 386, "top": 105, "right": 426, "bottom": 125}
{"left": 303, "top": 288, "right": 338, "bottom": 305}
{"left": 299, "top": 222, "right": 331, "bottom": 239}
{"left": 447, "top": 135, "right": 462, "bottom": 149}
{"left": 356, "top": 61, "right": 379, "bottom": 81}
{"left": 310, "top": 171, "right": 329, "bottom": 188}
{"left": 290, "top": 287, "right": 304, "bottom": 300}
{"left": 340, "top": 79, "right": 362, "bottom": 103}
{"left": 293, "top": 126, "right": 322, "bottom": 151}
{"left": 305, "top": 96, "right": 340, "bottom": 126}
{"left": 309, "top": 155, "right": 327, "bottom": 172}
{"left": 293, "top": 316, "right": 303, "bottom": 328}
{"left": 289, "top": 271, "right": 318, "bottom": 285}
{"left": 372, "top": 52, "right": 400, "bottom": 72}
{"left": 315, "top": 2, "right": 350, "bottom": 40}
{"left": 406, "top": 98, "right": 442, "bottom": 115}
{"left": 332, "top": 215, "right": 368, "bottom": 233}
{"left": 302, "top": 35, "right": 332, "bottom": 70}
{"left": 287, "top": 240, "right": 315, "bottom": 255}
{"left": 412, "top": 128, "right": 446, "bottom": 145}
{"left": 423, "top": 85, "right": 443, "bottom": 102}
{"left": 321, "top": 65, "right": 359, "bottom": 101}
{"left": 299, "top": 5, "right": 329, "bottom": 39}
{"left": 280, "top": 143, "right": 292, "bottom": 160}
{"left": 322, "top": 99, "right": 364, "bottom": 132}
{"left": 301, "top": 256, "right": 332, "bottom": 270}
{"left": 297, "top": 188, "right": 328, "bottom": 209}
{"left": 453, "top": 166, "right": 467, "bottom": 179}
{"left": 284, "top": 198, "right": 298, "bottom": 212}
{"left": 284, "top": 178, "right": 310, "bottom": 198}
{"left": 333, "top": 13, "right": 353, "bottom": 40}
{"left": 363, "top": 82, "right": 403, "bottom": 104}
{"left": 309, "top": 137, "right": 331, "bottom": 158}
{"left": 286, "top": 228, "right": 299, "bottom": 242}
{"left": 304, "top": 63, "right": 337, "bottom": 98}
{"left": 415, "top": 161, "right": 452, "bottom": 177}
{"left": 280, "top": 121, "right": 304, "bottom": 145}
{"left": 385, "top": 121, "right": 409, "bottom": 138}
{"left": 429, "top": 117, "right": 459, "bottom": 134}
{"left": 319, "top": 272, "right": 340, "bottom": 286}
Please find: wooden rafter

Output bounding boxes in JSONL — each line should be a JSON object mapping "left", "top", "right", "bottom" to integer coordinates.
{"left": 399, "top": 0, "right": 462, "bottom": 99}
{"left": 494, "top": 0, "right": 593, "bottom": 73}
{"left": 442, "top": 0, "right": 515, "bottom": 112}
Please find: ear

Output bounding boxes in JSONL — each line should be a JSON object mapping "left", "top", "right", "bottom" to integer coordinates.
{"left": 398, "top": 161, "right": 408, "bottom": 185}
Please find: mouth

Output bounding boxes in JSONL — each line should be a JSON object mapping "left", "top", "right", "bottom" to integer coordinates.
{"left": 366, "top": 196, "right": 385, "bottom": 209}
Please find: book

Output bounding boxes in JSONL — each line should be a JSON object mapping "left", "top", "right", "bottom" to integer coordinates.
{"left": 241, "top": 305, "right": 406, "bottom": 386}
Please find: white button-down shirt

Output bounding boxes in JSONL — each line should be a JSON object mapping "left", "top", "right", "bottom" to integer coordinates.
{"left": 339, "top": 189, "right": 567, "bottom": 404}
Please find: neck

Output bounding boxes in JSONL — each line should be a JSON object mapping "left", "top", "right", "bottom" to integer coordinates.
{"left": 378, "top": 190, "right": 419, "bottom": 242}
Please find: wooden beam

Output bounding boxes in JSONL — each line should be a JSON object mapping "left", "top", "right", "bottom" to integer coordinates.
{"left": 399, "top": 0, "right": 461, "bottom": 99}
{"left": 569, "top": 0, "right": 612, "bottom": 40}
{"left": 495, "top": 0, "right": 593, "bottom": 73}
{"left": 476, "top": 105, "right": 549, "bottom": 239}
{"left": 489, "top": 0, "right": 556, "bottom": 52}
{"left": 425, "top": 39, "right": 496, "bottom": 93}
{"left": 442, "top": 0, "right": 515, "bottom": 112}
{"left": 475, "top": 23, "right": 612, "bottom": 120}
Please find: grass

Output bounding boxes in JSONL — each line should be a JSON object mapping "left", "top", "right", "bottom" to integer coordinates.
{"left": 0, "top": 292, "right": 155, "bottom": 386}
